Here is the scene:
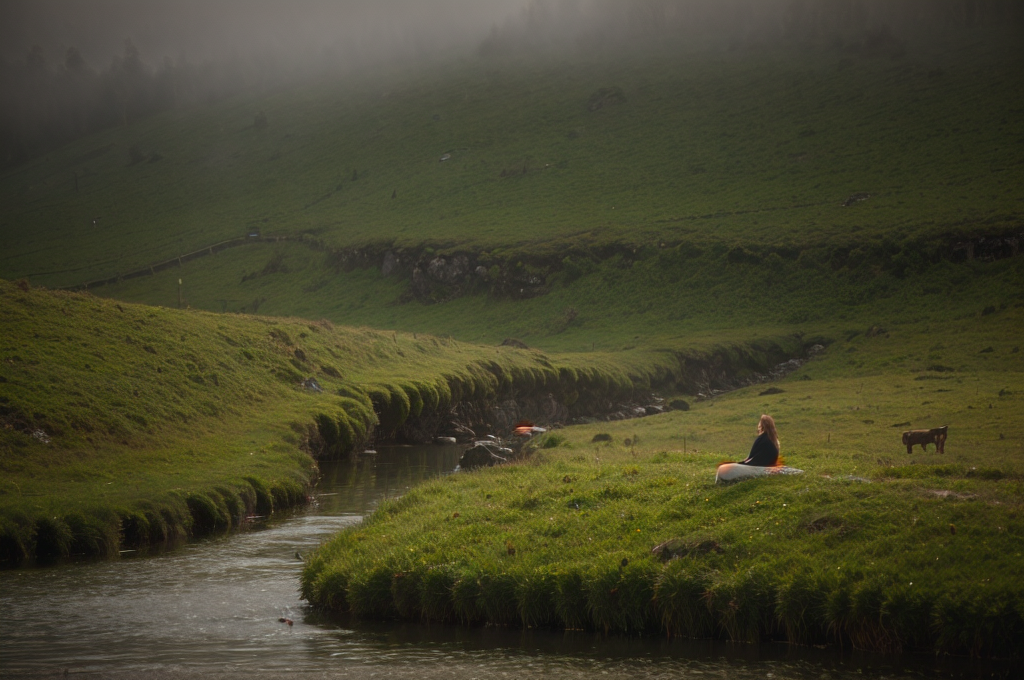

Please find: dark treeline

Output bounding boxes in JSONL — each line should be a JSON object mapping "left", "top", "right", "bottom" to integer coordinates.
{"left": 0, "top": 39, "right": 285, "bottom": 169}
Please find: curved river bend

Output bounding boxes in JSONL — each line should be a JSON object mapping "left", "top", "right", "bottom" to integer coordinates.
{"left": 0, "top": 446, "right": 1007, "bottom": 679}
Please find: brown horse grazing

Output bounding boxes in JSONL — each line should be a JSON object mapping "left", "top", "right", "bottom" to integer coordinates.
{"left": 902, "top": 426, "right": 948, "bottom": 454}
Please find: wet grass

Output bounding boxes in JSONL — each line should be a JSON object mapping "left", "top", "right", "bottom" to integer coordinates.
{"left": 301, "top": 306, "right": 1024, "bottom": 657}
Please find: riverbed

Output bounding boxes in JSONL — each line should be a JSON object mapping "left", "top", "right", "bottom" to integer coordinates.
{"left": 0, "top": 445, "right": 1008, "bottom": 678}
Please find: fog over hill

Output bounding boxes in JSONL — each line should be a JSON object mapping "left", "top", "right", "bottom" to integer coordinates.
{"left": 1, "top": 0, "right": 1020, "bottom": 168}
{"left": 0, "top": 0, "right": 528, "bottom": 166}
{"left": 0, "top": 0, "right": 525, "bottom": 67}
{"left": 483, "top": 0, "right": 1024, "bottom": 55}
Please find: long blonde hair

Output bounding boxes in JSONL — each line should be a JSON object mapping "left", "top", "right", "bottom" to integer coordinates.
{"left": 758, "top": 414, "right": 780, "bottom": 450}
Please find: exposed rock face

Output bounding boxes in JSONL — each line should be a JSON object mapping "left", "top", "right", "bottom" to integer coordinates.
{"left": 381, "top": 251, "right": 398, "bottom": 277}
{"left": 404, "top": 252, "right": 549, "bottom": 304}
{"left": 370, "top": 230, "right": 1024, "bottom": 307}
{"left": 410, "top": 255, "right": 477, "bottom": 303}
{"left": 381, "top": 342, "right": 825, "bottom": 448}
{"left": 458, "top": 441, "right": 514, "bottom": 470}
{"left": 450, "top": 397, "right": 559, "bottom": 436}
{"left": 428, "top": 255, "right": 470, "bottom": 284}
{"left": 395, "top": 392, "right": 573, "bottom": 445}
{"left": 63, "top": 227, "right": 1024, "bottom": 303}
{"left": 952, "top": 233, "right": 1023, "bottom": 262}
{"left": 397, "top": 413, "right": 442, "bottom": 445}
{"left": 682, "top": 344, "right": 825, "bottom": 400}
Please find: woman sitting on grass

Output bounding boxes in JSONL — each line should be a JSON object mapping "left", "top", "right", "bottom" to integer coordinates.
{"left": 715, "top": 414, "right": 781, "bottom": 483}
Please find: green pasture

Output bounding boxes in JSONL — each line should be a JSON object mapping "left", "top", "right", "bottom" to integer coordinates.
{"left": 301, "top": 307, "right": 1024, "bottom": 656}
{"left": 96, "top": 228, "right": 1023, "bottom": 354}
{"left": 1, "top": 39, "right": 1021, "bottom": 289}
{"left": 2, "top": 279, "right": 740, "bottom": 564}
{"left": 0, "top": 26, "right": 1021, "bottom": 656}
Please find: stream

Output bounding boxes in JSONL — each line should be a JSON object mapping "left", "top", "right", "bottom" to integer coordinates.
{"left": 0, "top": 445, "right": 1010, "bottom": 678}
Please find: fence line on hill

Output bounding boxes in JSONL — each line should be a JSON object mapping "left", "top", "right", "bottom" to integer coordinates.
{"left": 60, "top": 233, "right": 324, "bottom": 291}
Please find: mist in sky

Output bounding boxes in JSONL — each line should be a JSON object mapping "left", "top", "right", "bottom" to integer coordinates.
{"left": 0, "top": 0, "right": 531, "bottom": 167}
{"left": 0, "top": 0, "right": 529, "bottom": 69}
{"left": 2, "top": 0, "right": 1020, "bottom": 169}
{"left": 4, "top": 0, "right": 1021, "bottom": 79}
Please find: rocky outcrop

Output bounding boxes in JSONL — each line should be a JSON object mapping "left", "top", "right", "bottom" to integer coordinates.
{"left": 401, "top": 253, "right": 546, "bottom": 304}
{"left": 951, "top": 233, "right": 1021, "bottom": 263}
{"left": 408, "top": 255, "right": 477, "bottom": 303}
{"left": 381, "top": 251, "right": 399, "bottom": 277}
{"left": 396, "top": 394, "right": 570, "bottom": 445}
{"left": 386, "top": 341, "right": 827, "bottom": 446}
{"left": 458, "top": 440, "right": 515, "bottom": 470}
{"left": 63, "top": 227, "right": 1024, "bottom": 297}
{"left": 681, "top": 344, "right": 825, "bottom": 400}
{"left": 315, "top": 338, "right": 824, "bottom": 459}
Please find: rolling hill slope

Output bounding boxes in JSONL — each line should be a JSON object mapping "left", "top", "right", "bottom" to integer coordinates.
{"left": 1, "top": 38, "right": 1021, "bottom": 297}
{"left": 1, "top": 23, "right": 1023, "bottom": 654}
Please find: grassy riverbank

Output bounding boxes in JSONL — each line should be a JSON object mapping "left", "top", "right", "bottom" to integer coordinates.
{"left": 3, "top": 279, "right": 775, "bottom": 564}
{"left": 301, "top": 303, "right": 1024, "bottom": 657}
{"left": 0, "top": 17, "right": 1021, "bottom": 655}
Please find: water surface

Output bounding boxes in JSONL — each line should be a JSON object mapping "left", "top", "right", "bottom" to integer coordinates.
{"left": 0, "top": 445, "right": 1007, "bottom": 678}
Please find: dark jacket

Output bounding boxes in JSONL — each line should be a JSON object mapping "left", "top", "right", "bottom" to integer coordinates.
{"left": 741, "top": 432, "right": 779, "bottom": 467}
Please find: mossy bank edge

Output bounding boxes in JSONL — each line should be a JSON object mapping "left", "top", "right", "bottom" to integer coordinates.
{"left": 302, "top": 304, "right": 1024, "bottom": 658}
{"left": 0, "top": 280, "right": 800, "bottom": 565}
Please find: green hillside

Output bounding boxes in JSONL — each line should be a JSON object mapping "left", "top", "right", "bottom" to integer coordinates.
{"left": 3, "top": 278, "right": 729, "bottom": 563}
{"left": 93, "top": 226, "right": 1021, "bottom": 355}
{"left": 1, "top": 39, "right": 1021, "bottom": 295}
{"left": 1, "top": 26, "right": 1023, "bottom": 656}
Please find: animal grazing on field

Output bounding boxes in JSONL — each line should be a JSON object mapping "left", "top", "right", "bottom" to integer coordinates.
{"left": 902, "top": 425, "right": 948, "bottom": 454}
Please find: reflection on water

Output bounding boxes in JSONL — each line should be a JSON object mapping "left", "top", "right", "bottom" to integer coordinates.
{"left": 312, "top": 444, "right": 463, "bottom": 516}
{"left": 0, "top": 445, "right": 1011, "bottom": 678}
